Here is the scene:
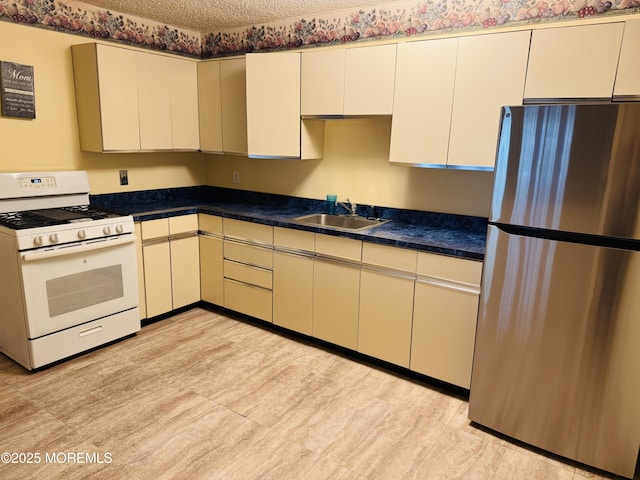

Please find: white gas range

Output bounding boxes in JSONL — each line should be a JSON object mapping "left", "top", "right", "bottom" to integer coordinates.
{"left": 0, "top": 171, "right": 140, "bottom": 370}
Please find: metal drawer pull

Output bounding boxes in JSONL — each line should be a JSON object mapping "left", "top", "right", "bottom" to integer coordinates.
{"left": 79, "top": 325, "right": 103, "bottom": 337}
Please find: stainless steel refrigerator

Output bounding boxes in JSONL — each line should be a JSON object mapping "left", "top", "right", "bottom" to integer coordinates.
{"left": 468, "top": 103, "right": 640, "bottom": 479}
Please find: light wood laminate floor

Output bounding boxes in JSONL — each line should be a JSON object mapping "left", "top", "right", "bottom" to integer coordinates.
{"left": 0, "top": 308, "right": 636, "bottom": 479}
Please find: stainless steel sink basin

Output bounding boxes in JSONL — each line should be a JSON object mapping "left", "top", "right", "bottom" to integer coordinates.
{"left": 293, "top": 213, "right": 389, "bottom": 231}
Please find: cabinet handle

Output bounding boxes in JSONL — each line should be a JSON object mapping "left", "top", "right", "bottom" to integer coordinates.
{"left": 314, "top": 254, "right": 362, "bottom": 269}
{"left": 416, "top": 276, "right": 480, "bottom": 295}
{"left": 274, "top": 247, "right": 314, "bottom": 258}
{"left": 223, "top": 278, "right": 272, "bottom": 293}
{"left": 361, "top": 265, "right": 416, "bottom": 281}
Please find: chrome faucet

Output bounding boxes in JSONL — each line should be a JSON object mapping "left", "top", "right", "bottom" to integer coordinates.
{"left": 338, "top": 198, "right": 357, "bottom": 216}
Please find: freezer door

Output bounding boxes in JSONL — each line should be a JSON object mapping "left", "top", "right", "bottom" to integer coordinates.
{"left": 491, "top": 104, "right": 640, "bottom": 240}
{"left": 469, "top": 225, "right": 640, "bottom": 478}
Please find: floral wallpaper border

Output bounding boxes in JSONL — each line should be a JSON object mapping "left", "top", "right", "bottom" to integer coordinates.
{"left": 0, "top": 0, "right": 638, "bottom": 59}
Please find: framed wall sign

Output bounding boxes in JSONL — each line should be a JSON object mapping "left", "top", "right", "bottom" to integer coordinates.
{"left": 1, "top": 61, "right": 36, "bottom": 119}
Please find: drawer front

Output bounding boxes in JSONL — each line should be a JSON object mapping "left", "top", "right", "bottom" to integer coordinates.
{"left": 224, "top": 259, "right": 272, "bottom": 289}
{"left": 417, "top": 252, "right": 482, "bottom": 286}
{"left": 224, "top": 218, "right": 273, "bottom": 244}
{"left": 274, "top": 226, "right": 315, "bottom": 252}
{"left": 362, "top": 242, "right": 417, "bottom": 273}
{"left": 224, "top": 279, "right": 272, "bottom": 322}
{"left": 315, "top": 234, "right": 361, "bottom": 262}
{"left": 141, "top": 218, "right": 169, "bottom": 240}
{"left": 198, "top": 213, "right": 222, "bottom": 235}
{"left": 169, "top": 214, "right": 199, "bottom": 235}
{"left": 224, "top": 240, "right": 273, "bottom": 268}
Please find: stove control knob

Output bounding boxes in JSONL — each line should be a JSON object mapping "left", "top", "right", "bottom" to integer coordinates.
{"left": 115, "top": 224, "right": 124, "bottom": 234}
{"left": 103, "top": 226, "right": 112, "bottom": 236}
{"left": 77, "top": 229, "right": 87, "bottom": 240}
{"left": 33, "top": 235, "right": 44, "bottom": 247}
{"left": 49, "top": 233, "right": 59, "bottom": 244}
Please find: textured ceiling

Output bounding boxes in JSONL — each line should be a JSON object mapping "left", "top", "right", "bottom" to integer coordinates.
{"left": 80, "top": 0, "right": 391, "bottom": 33}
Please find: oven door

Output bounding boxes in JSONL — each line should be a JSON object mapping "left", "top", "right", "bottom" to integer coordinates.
{"left": 20, "top": 235, "right": 139, "bottom": 338}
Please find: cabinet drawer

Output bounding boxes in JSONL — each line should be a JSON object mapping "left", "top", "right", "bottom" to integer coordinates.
{"left": 141, "top": 218, "right": 169, "bottom": 240}
{"left": 274, "top": 227, "right": 315, "bottom": 252}
{"left": 169, "top": 214, "right": 198, "bottom": 235}
{"left": 224, "top": 260, "right": 272, "bottom": 290}
{"left": 417, "top": 252, "right": 482, "bottom": 286}
{"left": 224, "top": 218, "right": 273, "bottom": 244}
{"left": 362, "top": 243, "right": 417, "bottom": 273}
{"left": 224, "top": 240, "right": 273, "bottom": 268}
{"left": 224, "top": 279, "right": 272, "bottom": 322}
{"left": 315, "top": 234, "right": 361, "bottom": 262}
{"left": 198, "top": 214, "right": 222, "bottom": 235}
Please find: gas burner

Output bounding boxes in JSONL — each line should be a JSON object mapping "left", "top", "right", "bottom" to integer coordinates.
{"left": 0, "top": 206, "right": 124, "bottom": 230}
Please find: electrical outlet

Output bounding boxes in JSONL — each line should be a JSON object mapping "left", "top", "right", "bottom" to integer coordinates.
{"left": 232, "top": 171, "right": 240, "bottom": 184}
{"left": 119, "top": 169, "right": 128, "bottom": 186}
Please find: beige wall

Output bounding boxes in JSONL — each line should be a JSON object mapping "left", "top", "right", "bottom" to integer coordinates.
{"left": 0, "top": 21, "right": 493, "bottom": 215}
{"left": 0, "top": 22, "right": 205, "bottom": 194}
{"left": 205, "top": 118, "right": 494, "bottom": 217}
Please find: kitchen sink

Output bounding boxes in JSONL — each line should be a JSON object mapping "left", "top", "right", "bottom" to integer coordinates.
{"left": 293, "top": 213, "right": 389, "bottom": 231}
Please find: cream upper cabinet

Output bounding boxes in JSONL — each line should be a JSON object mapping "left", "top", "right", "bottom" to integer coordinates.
{"left": 390, "top": 31, "right": 530, "bottom": 169}
{"left": 344, "top": 44, "right": 396, "bottom": 115}
{"left": 390, "top": 38, "right": 457, "bottom": 167}
{"left": 169, "top": 57, "right": 200, "bottom": 151}
{"left": 71, "top": 43, "right": 141, "bottom": 152}
{"left": 448, "top": 31, "right": 531, "bottom": 168}
{"left": 137, "top": 53, "right": 173, "bottom": 151}
{"left": 246, "top": 52, "right": 323, "bottom": 159}
{"left": 198, "top": 57, "right": 247, "bottom": 154}
{"left": 72, "top": 43, "right": 199, "bottom": 152}
{"left": 614, "top": 20, "right": 640, "bottom": 100}
{"left": 197, "top": 61, "right": 223, "bottom": 153}
{"left": 301, "top": 44, "right": 396, "bottom": 116}
{"left": 524, "top": 23, "right": 624, "bottom": 102}
{"left": 301, "top": 49, "right": 345, "bottom": 116}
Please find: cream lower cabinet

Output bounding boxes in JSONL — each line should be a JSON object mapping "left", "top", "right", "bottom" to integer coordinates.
{"left": 312, "top": 234, "right": 362, "bottom": 350}
{"left": 199, "top": 214, "right": 224, "bottom": 306}
{"left": 358, "top": 244, "right": 417, "bottom": 368}
{"left": 223, "top": 219, "right": 274, "bottom": 322}
{"left": 410, "top": 253, "right": 482, "bottom": 389}
{"left": 140, "top": 215, "right": 200, "bottom": 318}
{"left": 273, "top": 227, "right": 315, "bottom": 335}
{"left": 134, "top": 223, "right": 147, "bottom": 320}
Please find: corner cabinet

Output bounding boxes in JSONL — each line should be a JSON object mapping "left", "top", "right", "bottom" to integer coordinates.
{"left": 245, "top": 52, "right": 324, "bottom": 159}
{"left": 410, "top": 253, "right": 482, "bottom": 389}
{"left": 524, "top": 23, "right": 624, "bottom": 102}
{"left": 199, "top": 214, "right": 224, "bottom": 306}
{"left": 198, "top": 57, "right": 248, "bottom": 154}
{"left": 71, "top": 43, "right": 200, "bottom": 153}
{"left": 390, "top": 31, "right": 530, "bottom": 169}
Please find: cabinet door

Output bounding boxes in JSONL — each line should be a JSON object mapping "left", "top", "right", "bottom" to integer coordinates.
{"left": 448, "top": 31, "right": 531, "bottom": 169}
{"left": 137, "top": 53, "right": 173, "bottom": 150}
{"left": 614, "top": 20, "right": 640, "bottom": 100}
{"left": 344, "top": 44, "right": 396, "bottom": 115}
{"left": 71, "top": 43, "right": 140, "bottom": 152}
{"left": 220, "top": 58, "right": 248, "bottom": 154}
{"left": 524, "top": 23, "right": 624, "bottom": 101}
{"left": 312, "top": 258, "right": 360, "bottom": 350}
{"left": 170, "top": 58, "right": 200, "bottom": 150}
{"left": 134, "top": 223, "right": 147, "bottom": 320}
{"left": 197, "top": 61, "right": 223, "bottom": 153}
{"left": 142, "top": 242, "right": 172, "bottom": 318}
{"left": 200, "top": 234, "right": 224, "bottom": 305}
{"left": 301, "top": 49, "right": 346, "bottom": 116}
{"left": 273, "top": 250, "right": 314, "bottom": 335}
{"left": 246, "top": 52, "right": 301, "bottom": 158}
{"left": 411, "top": 279, "right": 479, "bottom": 389}
{"left": 390, "top": 38, "right": 457, "bottom": 166}
{"left": 358, "top": 268, "right": 414, "bottom": 367}
{"left": 170, "top": 236, "right": 201, "bottom": 309}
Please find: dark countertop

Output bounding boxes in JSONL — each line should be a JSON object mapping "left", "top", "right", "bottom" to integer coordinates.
{"left": 92, "top": 186, "right": 487, "bottom": 260}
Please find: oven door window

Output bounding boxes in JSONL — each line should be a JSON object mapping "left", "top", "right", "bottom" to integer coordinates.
{"left": 47, "top": 265, "right": 124, "bottom": 317}
{"left": 20, "top": 238, "right": 139, "bottom": 339}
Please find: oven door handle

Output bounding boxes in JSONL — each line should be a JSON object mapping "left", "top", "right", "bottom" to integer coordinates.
{"left": 21, "top": 235, "right": 136, "bottom": 262}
